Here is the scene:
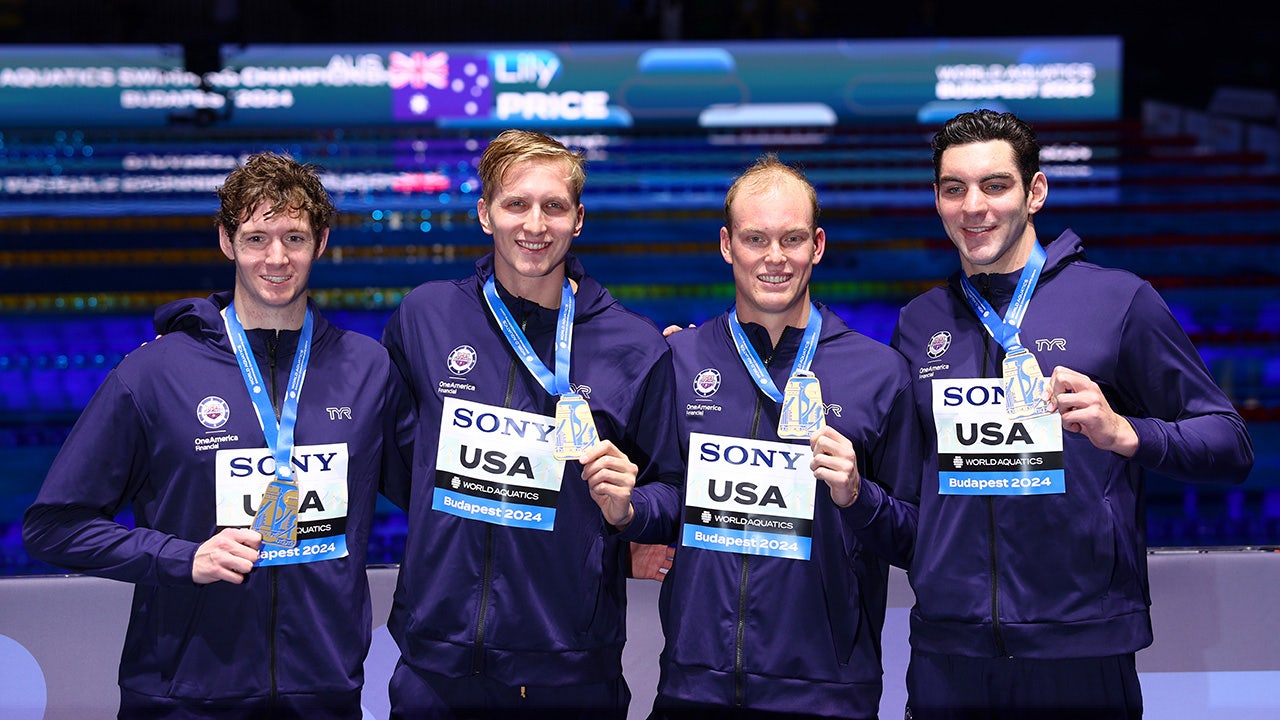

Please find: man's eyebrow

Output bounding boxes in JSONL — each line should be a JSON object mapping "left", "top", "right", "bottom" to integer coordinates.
{"left": 938, "top": 171, "right": 1016, "bottom": 184}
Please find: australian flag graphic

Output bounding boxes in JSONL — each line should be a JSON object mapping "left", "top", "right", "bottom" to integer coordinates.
{"left": 390, "top": 50, "right": 492, "bottom": 122}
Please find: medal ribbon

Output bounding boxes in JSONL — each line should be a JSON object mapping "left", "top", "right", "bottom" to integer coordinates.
{"left": 482, "top": 275, "right": 575, "bottom": 398}
{"left": 959, "top": 242, "right": 1046, "bottom": 355}
{"left": 224, "top": 302, "right": 313, "bottom": 480}
{"left": 728, "top": 302, "right": 821, "bottom": 403}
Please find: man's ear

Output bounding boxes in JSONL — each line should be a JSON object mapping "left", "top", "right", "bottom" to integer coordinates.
{"left": 719, "top": 226, "right": 732, "bottom": 265}
{"left": 314, "top": 227, "right": 330, "bottom": 259}
{"left": 477, "top": 198, "right": 494, "bottom": 235}
{"left": 1028, "top": 171, "right": 1048, "bottom": 215}
{"left": 218, "top": 226, "right": 236, "bottom": 261}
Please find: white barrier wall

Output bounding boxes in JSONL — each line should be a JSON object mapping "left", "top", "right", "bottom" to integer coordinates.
{"left": 2, "top": 551, "right": 1279, "bottom": 719}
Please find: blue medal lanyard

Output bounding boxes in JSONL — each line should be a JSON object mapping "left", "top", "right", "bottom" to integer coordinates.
{"left": 959, "top": 242, "right": 1046, "bottom": 355}
{"left": 224, "top": 302, "right": 314, "bottom": 480}
{"left": 727, "top": 302, "right": 821, "bottom": 403}
{"left": 482, "top": 276, "right": 575, "bottom": 398}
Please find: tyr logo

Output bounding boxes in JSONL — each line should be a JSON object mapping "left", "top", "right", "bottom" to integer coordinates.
{"left": 326, "top": 407, "right": 353, "bottom": 420}
{"left": 1035, "top": 338, "right": 1067, "bottom": 352}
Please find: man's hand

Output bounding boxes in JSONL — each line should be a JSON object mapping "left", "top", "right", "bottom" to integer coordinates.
{"left": 810, "top": 425, "right": 860, "bottom": 507}
{"left": 1045, "top": 365, "right": 1139, "bottom": 457}
{"left": 192, "top": 528, "right": 262, "bottom": 585}
{"left": 662, "top": 324, "right": 695, "bottom": 338}
{"left": 580, "top": 440, "right": 638, "bottom": 528}
{"left": 630, "top": 542, "right": 674, "bottom": 582}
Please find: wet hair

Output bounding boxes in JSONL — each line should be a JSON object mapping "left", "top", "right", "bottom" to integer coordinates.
{"left": 931, "top": 108, "right": 1041, "bottom": 191}
{"left": 216, "top": 151, "right": 335, "bottom": 236}
{"left": 477, "top": 129, "right": 586, "bottom": 204}
{"left": 723, "top": 153, "right": 820, "bottom": 231}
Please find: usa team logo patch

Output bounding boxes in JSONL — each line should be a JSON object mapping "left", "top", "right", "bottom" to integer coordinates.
{"left": 447, "top": 345, "right": 478, "bottom": 376}
{"left": 197, "top": 396, "right": 230, "bottom": 429}
{"left": 693, "top": 368, "right": 721, "bottom": 398}
{"left": 926, "top": 331, "right": 952, "bottom": 359}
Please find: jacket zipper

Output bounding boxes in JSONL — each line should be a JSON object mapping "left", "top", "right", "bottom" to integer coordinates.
{"left": 976, "top": 278, "right": 1008, "bottom": 657}
{"left": 734, "top": 341, "right": 772, "bottom": 706}
{"left": 472, "top": 524, "right": 495, "bottom": 675}
{"left": 471, "top": 314, "right": 526, "bottom": 674}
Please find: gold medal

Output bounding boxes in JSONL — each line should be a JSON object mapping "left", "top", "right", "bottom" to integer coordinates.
{"left": 553, "top": 393, "right": 598, "bottom": 459}
{"left": 777, "top": 370, "right": 825, "bottom": 439}
{"left": 1002, "top": 349, "right": 1052, "bottom": 420}
{"left": 252, "top": 476, "right": 300, "bottom": 548}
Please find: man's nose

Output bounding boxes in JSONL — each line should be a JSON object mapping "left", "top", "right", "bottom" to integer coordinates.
{"left": 961, "top": 187, "right": 987, "bottom": 215}
{"left": 265, "top": 238, "right": 288, "bottom": 264}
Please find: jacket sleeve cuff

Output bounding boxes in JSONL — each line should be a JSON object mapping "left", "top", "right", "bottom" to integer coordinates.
{"left": 615, "top": 480, "right": 680, "bottom": 544}
{"left": 1126, "top": 415, "right": 1168, "bottom": 467}
{"left": 837, "top": 475, "right": 887, "bottom": 531}
{"left": 157, "top": 536, "right": 202, "bottom": 586}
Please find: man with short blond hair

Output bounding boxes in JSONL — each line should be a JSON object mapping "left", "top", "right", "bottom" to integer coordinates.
{"left": 382, "top": 129, "right": 683, "bottom": 719}
{"left": 645, "top": 154, "right": 921, "bottom": 719}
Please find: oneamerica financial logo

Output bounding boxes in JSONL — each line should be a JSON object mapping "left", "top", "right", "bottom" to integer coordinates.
{"left": 687, "top": 368, "right": 724, "bottom": 418}
{"left": 197, "top": 396, "right": 229, "bottom": 429}
{"left": 918, "top": 331, "right": 953, "bottom": 380}
{"left": 195, "top": 433, "right": 240, "bottom": 452}
{"left": 440, "top": 344, "right": 479, "bottom": 396}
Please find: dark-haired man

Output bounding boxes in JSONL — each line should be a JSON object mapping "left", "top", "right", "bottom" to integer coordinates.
{"left": 892, "top": 109, "right": 1254, "bottom": 718}
{"left": 24, "top": 151, "right": 415, "bottom": 718}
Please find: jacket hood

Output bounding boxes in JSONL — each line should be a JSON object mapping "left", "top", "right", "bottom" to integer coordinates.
{"left": 153, "top": 291, "right": 233, "bottom": 347}
{"left": 717, "top": 301, "right": 854, "bottom": 362}
{"left": 947, "top": 228, "right": 1085, "bottom": 303}
{"left": 473, "top": 251, "right": 618, "bottom": 322}
{"left": 153, "top": 291, "right": 331, "bottom": 350}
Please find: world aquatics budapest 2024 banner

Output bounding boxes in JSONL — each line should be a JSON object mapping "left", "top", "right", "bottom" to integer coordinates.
{"left": 0, "top": 37, "right": 1120, "bottom": 129}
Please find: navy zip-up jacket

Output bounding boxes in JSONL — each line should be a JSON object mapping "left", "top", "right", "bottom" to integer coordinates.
{"left": 23, "top": 291, "right": 414, "bottom": 710}
{"left": 381, "top": 253, "right": 683, "bottom": 687}
{"left": 891, "top": 230, "right": 1254, "bottom": 659}
{"left": 656, "top": 304, "right": 921, "bottom": 718}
